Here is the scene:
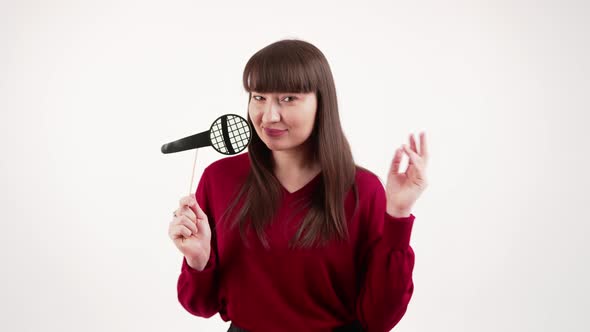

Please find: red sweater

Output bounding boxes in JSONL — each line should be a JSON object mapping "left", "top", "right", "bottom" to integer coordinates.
{"left": 177, "top": 152, "right": 415, "bottom": 332}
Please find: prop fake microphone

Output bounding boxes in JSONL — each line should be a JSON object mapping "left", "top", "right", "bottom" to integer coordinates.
{"left": 161, "top": 114, "right": 252, "bottom": 155}
{"left": 161, "top": 114, "right": 252, "bottom": 195}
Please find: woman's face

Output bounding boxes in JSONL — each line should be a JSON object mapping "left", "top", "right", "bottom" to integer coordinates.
{"left": 248, "top": 91, "right": 317, "bottom": 152}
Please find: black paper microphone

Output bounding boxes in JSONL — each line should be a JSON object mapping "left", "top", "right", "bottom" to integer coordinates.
{"left": 161, "top": 114, "right": 252, "bottom": 155}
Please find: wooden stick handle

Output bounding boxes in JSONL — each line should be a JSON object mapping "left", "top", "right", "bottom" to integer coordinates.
{"left": 189, "top": 148, "right": 199, "bottom": 196}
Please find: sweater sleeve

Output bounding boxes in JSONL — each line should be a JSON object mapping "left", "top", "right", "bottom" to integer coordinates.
{"left": 356, "top": 184, "right": 416, "bottom": 332}
{"left": 176, "top": 167, "right": 221, "bottom": 318}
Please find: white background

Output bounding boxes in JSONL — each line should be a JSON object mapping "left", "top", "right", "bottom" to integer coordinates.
{"left": 1, "top": 0, "right": 589, "bottom": 331}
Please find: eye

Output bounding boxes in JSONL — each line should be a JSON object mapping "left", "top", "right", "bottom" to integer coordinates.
{"left": 251, "top": 95, "right": 296, "bottom": 102}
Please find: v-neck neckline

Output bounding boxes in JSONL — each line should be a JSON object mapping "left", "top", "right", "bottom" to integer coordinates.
{"left": 278, "top": 171, "right": 322, "bottom": 198}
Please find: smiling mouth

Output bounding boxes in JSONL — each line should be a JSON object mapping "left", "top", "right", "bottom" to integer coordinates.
{"left": 264, "top": 128, "right": 287, "bottom": 136}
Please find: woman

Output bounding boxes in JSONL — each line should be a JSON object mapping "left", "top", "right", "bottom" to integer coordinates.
{"left": 168, "top": 39, "right": 429, "bottom": 332}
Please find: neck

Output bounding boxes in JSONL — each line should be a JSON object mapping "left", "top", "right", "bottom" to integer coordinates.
{"left": 272, "top": 141, "right": 319, "bottom": 176}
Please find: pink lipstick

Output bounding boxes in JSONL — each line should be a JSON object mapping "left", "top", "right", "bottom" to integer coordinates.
{"left": 264, "top": 128, "right": 287, "bottom": 137}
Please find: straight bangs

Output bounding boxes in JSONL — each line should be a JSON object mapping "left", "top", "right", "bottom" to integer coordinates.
{"left": 242, "top": 47, "right": 319, "bottom": 94}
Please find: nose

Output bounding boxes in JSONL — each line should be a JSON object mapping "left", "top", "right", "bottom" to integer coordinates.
{"left": 261, "top": 100, "right": 281, "bottom": 124}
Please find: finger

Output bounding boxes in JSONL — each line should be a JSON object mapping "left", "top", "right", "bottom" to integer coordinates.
{"left": 409, "top": 133, "right": 418, "bottom": 155}
{"left": 180, "top": 195, "right": 207, "bottom": 220}
{"left": 196, "top": 217, "right": 211, "bottom": 239}
{"left": 178, "top": 205, "right": 197, "bottom": 222}
{"left": 420, "top": 131, "right": 428, "bottom": 162}
{"left": 170, "top": 225, "right": 192, "bottom": 239}
{"left": 179, "top": 195, "right": 194, "bottom": 208}
{"left": 389, "top": 148, "right": 403, "bottom": 174}
{"left": 178, "top": 225, "right": 192, "bottom": 238}
{"left": 402, "top": 144, "right": 424, "bottom": 169}
{"left": 194, "top": 200, "right": 207, "bottom": 220}
{"left": 178, "top": 216, "right": 198, "bottom": 234}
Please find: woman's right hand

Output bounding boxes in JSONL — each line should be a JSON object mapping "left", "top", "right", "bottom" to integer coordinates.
{"left": 168, "top": 194, "right": 212, "bottom": 271}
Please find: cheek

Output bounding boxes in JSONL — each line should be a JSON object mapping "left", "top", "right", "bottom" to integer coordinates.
{"left": 248, "top": 106, "right": 260, "bottom": 123}
{"left": 299, "top": 111, "right": 316, "bottom": 130}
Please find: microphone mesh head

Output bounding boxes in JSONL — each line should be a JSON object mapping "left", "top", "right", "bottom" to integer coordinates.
{"left": 209, "top": 114, "right": 251, "bottom": 155}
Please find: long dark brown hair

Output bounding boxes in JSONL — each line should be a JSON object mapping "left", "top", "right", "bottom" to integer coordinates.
{"left": 220, "top": 39, "right": 363, "bottom": 249}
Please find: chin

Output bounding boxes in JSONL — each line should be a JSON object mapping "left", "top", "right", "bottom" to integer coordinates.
{"left": 263, "top": 142, "right": 286, "bottom": 151}
{"left": 265, "top": 141, "right": 307, "bottom": 153}
{"left": 261, "top": 138, "right": 288, "bottom": 150}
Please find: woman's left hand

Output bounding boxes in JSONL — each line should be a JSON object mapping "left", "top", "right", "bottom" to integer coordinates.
{"left": 385, "top": 131, "right": 429, "bottom": 217}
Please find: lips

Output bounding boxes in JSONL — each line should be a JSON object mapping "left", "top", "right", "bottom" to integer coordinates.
{"left": 264, "top": 128, "right": 287, "bottom": 136}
